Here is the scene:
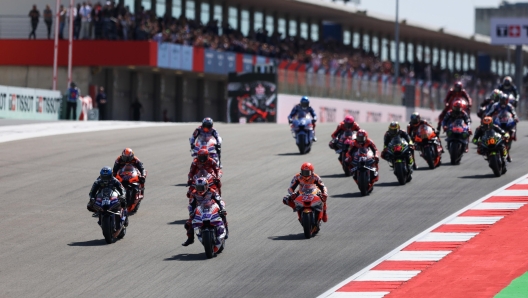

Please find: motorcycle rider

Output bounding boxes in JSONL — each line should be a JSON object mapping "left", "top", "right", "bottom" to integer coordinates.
{"left": 283, "top": 162, "right": 328, "bottom": 222}
{"left": 478, "top": 89, "right": 502, "bottom": 118}
{"left": 472, "top": 116, "right": 510, "bottom": 164}
{"left": 182, "top": 177, "right": 227, "bottom": 247}
{"left": 497, "top": 76, "right": 519, "bottom": 108}
{"left": 442, "top": 100, "right": 472, "bottom": 153}
{"left": 437, "top": 81, "right": 472, "bottom": 131}
{"left": 187, "top": 149, "right": 222, "bottom": 196}
{"left": 407, "top": 112, "right": 444, "bottom": 154}
{"left": 486, "top": 93, "right": 519, "bottom": 123}
{"left": 382, "top": 121, "right": 416, "bottom": 170}
{"left": 288, "top": 96, "right": 318, "bottom": 141}
{"left": 87, "top": 166, "right": 127, "bottom": 224}
{"left": 113, "top": 148, "right": 146, "bottom": 181}
{"left": 345, "top": 129, "right": 380, "bottom": 183}
{"left": 328, "top": 115, "right": 361, "bottom": 150}
{"left": 190, "top": 117, "right": 223, "bottom": 168}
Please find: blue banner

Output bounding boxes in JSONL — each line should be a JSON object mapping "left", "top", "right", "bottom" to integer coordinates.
{"left": 225, "top": 52, "right": 236, "bottom": 73}
{"left": 157, "top": 43, "right": 170, "bottom": 68}
{"left": 204, "top": 49, "right": 217, "bottom": 73}
{"left": 181, "top": 45, "right": 193, "bottom": 71}
{"left": 256, "top": 56, "right": 266, "bottom": 65}
{"left": 216, "top": 51, "right": 226, "bottom": 74}
{"left": 243, "top": 55, "right": 254, "bottom": 73}
{"left": 169, "top": 44, "right": 182, "bottom": 70}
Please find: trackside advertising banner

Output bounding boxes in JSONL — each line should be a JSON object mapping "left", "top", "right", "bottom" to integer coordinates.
{"left": 490, "top": 18, "right": 528, "bottom": 45}
{"left": 227, "top": 73, "right": 278, "bottom": 123}
{"left": 277, "top": 94, "right": 449, "bottom": 125}
{"left": 0, "top": 85, "right": 62, "bottom": 120}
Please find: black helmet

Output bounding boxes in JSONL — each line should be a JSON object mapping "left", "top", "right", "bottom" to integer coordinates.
{"left": 99, "top": 166, "right": 113, "bottom": 185}
{"left": 410, "top": 112, "right": 420, "bottom": 125}
{"left": 202, "top": 117, "right": 213, "bottom": 132}
{"left": 503, "top": 76, "right": 512, "bottom": 87}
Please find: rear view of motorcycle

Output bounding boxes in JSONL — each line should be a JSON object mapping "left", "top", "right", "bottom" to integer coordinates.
{"left": 290, "top": 112, "right": 314, "bottom": 154}
{"left": 92, "top": 188, "right": 128, "bottom": 244}
{"left": 385, "top": 136, "right": 413, "bottom": 185}
{"left": 334, "top": 131, "right": 356, "bottom": 176}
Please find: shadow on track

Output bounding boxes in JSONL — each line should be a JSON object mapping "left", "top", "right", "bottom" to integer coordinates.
{"left": 168, "top": 219, "right": 188, "bottom": 225}
{"left": 375, "top": 181, "right": 400, "bottom": 187}
{"left": 320, "top": 173, "right": 347, "bottom": 178}
{"left": 332, "top": 192, "right": 363, "bottom": 198}
{"left": 458, "top": 174, "right": 496, "bottom": 179}
{"left": 268, "top": 233, "right": 306, "bottom": 241}
{"left": 276, "top": 152, "right": 301, "bottom": 156}
{"left": 164, "top": 253, "right": 207, "bottom": 261}
{"left": 68, "top": 239, "right": 107, "bottom": 246}
{"left": 174, "top": 183, "right": 188, "bottom": 187}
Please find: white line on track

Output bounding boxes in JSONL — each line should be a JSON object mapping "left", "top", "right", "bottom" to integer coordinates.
{"left": 317, "top": 173, "right": 528, "bottom": 298}
{"left": 354, "top": 270, "right": 421, "bottom": 281}
{"left": 328, "top": 292, "right": 390, "bottom": 298}
{"left": 417, "top": 232, "right": 477, "bottom": 242}
{"left": 447, "top": 216, "right": 503, "bottom": 225}
{"left": 471, "top": 202, "right": 526, "bottom": 210}
{"left": 386, "top": 251, "right": 451, "bottom": 261}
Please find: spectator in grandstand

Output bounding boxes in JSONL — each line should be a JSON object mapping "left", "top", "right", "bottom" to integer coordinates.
{"left": 74, "top": 3, "right": 82, "bottom": 39}
{"left": 96, "top": 86, "right": 108, "bottom": 120}
{"left": 59, "top": 5, "right": 66, "bottom": 39}
{"left": 79, "top": 2, "right": 92, "bottom": 39}
{"left": 92, "top": 2, "right": 103, "bottom": 39}
{"left": 28, "top": 5, "right": 40, "bottom": 39}
{"left": 44, "top": 5, "right": 52, "bottom": 39}
{"left": 131, "top": 98, "right": 143, "bottom": 121}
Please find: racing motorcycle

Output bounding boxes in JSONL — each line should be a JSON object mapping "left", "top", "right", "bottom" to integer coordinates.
{"left": 292, "top": 185, "right": 324, "bottom": 239}
{"left": 92, "top": 187, "right": 128, "bottom": 244}
{"left": 335, "top": 131, "right": 357, "bottom": 176}
{"left": 480, "top": 130, "right": 507, "bottom": 177}
{"left": 445, "top": 119, "right": 470, "bottom": 165}
{"left": 290, "top": 112, "right": 314, "bottom": 154}
{"left": 493, "top": 111, "right": 516, "bottom": 154}
{"left": 191, "top": 134, "right": 221, "bottom": 164}
{"left": 188, "top": 169, "right": 222, "bottom": 195}
{"left": 385, "top": 136, "right": 413, "bottom": 185}
{"left": 191, "top": 197, "right": 227, "bottom": 259}
{"left": 115, "top": 164, "right": 146, "bottom": 214}
{"left": 350, "top": 147, "right": 378, "bottom": 196}
{"left": 413, "top": 124, "right": 442, "bottom": 169}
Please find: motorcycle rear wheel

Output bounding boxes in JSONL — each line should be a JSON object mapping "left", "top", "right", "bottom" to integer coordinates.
{"left": 489, "top": 154, "right": 502, "bottom": 177}
{"left": 395, "top": 162, "right": 407, "bottom": 185}
{"left": 450, "top": 142, "right": 462, "bottom": 165}
{"left": 358, "top": 171, "right": 370, "bottom": 196}
{"left": 424, "top": 147, "right": 435, "bottom": 169}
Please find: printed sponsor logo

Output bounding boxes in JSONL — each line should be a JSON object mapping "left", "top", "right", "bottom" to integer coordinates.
{"left": 17, "top": 94, "right": 34, "bottom": 112}
{"left": 344, "top": 109, "right": 360, "bottom": 120}
{"left": 319, "top": 106, "right": 337, "bottom": 123}
{"left": 0, "top": 92, "right": 6, "bottom": 111}
{"left": 10, "top": 94, "right": 16, "bottom": 111}
{"left": 496, "top": 24, "right": 528, "bottom": 37}
{"left": 43, "top": 97, "right": 61, "bottom": 114}
{"left": 387, "top": 113, "right": 403, "bottom": 122}
{"left": 366, "top": 111, "right": 382, "bottom": 122}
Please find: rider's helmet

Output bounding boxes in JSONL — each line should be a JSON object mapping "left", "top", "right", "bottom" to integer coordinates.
{"left": 202, "top": 117, "right": 213, "bottom": 133}
{"left": 195, "top": 177, "right": 209, "bottom": 195}
{"left": 499, "top": 94, "right": 509, "bottom": 107}
{"left": 300, "top": 162, "right": 314, "bottom": 181}
{"left": 490, "top": 89, "right": 502, "bottom": 102}
{"left": 482, "top": 116, "right": 493, "bottom": 129}
{"left": 503, "top": 76, "right": 512, "bottom": 88}
{"left": 300, "top": 96, "right": 310, "bottom": 110}
{"left": 121, "top": 148, "right": 134, "bottom": 162}
{"left": 410, "top": 112, "right": 421, "bottom": 126}
{"left": 452, "top": 100, "right": 463, "bottom": 115}
{"left": 343, "top": 115, "right": 355, "bottom": 129}
{"left": 356, "top": 129, "right": 368, "bottom": 144}
{"left": 99, "top": 166, "right": 113, "bottom": 185}
{"left": 70, "top": 82, "right": 76, "bottom": 88}
{"left": 454, "top": 81, "right": 463, "bottom": 92}
{"left": 388, "top": 121, "right": 400, "bottom": 136}
{"left": 197, "top": 149, "right": 209, "bottom": 163}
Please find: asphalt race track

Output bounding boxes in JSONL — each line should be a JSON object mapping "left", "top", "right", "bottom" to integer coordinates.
{"left": 1, "top": 122, "right": 528, "bottom": 298}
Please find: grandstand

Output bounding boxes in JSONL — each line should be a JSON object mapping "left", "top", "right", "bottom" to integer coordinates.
{"left": 0, "top": 0, "right": 527, "bottom": 121}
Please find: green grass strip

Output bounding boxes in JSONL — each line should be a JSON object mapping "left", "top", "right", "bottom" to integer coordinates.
{"left": 495, "top": 271, "right": 528, "bottom": 298}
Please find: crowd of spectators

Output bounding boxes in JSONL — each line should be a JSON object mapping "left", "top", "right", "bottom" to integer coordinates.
{"left": 29, "top": 2, "right": 506, "bottom": 91}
